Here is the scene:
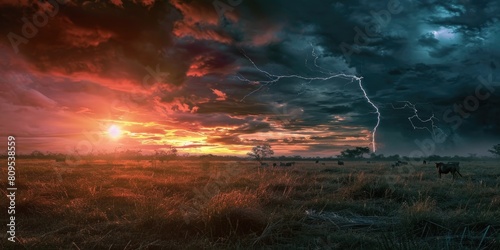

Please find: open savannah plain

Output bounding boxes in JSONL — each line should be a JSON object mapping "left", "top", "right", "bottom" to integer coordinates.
{"left": 1, "top": 158, "right": 499, "bottom": 249}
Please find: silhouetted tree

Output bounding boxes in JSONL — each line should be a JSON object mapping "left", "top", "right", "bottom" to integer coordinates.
{"left": 339, "top": 147, "right": 370, "bottom": 159}
{"left": 370, "top": 153, "right": 385, "bottom": 160}
{"left": 489, "top": 144, "right": 500, "bottom": 157}
{"left": 247, "top": 144, "right": 274, "bottom": 164}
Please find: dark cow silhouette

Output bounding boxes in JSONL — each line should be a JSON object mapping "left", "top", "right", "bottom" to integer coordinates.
{"left": 395, "top": 160, "right": 408, "bottom": 165}
{"left": 436, "top": 162, "right": 462, "bottom": 179}
{"left": 392, "top": 161, "right": 408, "bottom": 167}
{"left": 337, "top": 160, "right": 344, "bottom": 165}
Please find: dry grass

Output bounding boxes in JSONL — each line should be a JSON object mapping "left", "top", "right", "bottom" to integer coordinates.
{"left": 0, "top": 159, "right": 499, "bottom": 249}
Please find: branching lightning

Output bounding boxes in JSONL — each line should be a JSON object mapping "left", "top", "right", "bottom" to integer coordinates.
{"left": 391, "top": 101, "right": 443, "bottom": 139}
{"left": 237, "top": 48, "right": 381, "bottom": 152}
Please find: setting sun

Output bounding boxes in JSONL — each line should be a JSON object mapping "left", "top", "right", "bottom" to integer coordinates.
{"left": 107, "top": 125, "right": 122, "bottom": 139}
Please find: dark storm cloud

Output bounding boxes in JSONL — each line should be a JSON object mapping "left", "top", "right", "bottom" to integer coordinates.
{"left": 423, "top": 0, "right": 500, "bottom": 30}
{"left": 225, "top": 0, "right": 499, "bottom": 154}
{"left": 0, "top": 1, "right": 175, "bottom": 84}
{"left": 418, "top": 33, "right": 440, "bottom": 47}
{"left": 203, "top": 117, "right": 272, "bottom": 146}
{"left": 196, "top": 100, "right": 271, "bottom": 116}
{"left": 0, "top": 0, "right": 243, "bottom": 89}
{"left": 230, "top": 119, "right": 271, "bottom": 134}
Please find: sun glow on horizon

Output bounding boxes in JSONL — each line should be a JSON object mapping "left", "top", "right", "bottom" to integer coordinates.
{"left": 108, "top": 125, "right": 122, "bottom": 139}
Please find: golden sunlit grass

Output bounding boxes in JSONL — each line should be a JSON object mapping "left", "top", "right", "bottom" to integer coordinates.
{"left": 0, "top": 159, "right": 499, "bottom": 249}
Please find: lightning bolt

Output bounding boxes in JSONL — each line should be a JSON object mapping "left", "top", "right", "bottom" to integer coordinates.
{"left": 391, "top": 101, "right": 443, "bottom": 139}
{"left": 236, "top": 48, "right": 381, "bottom": 152}
{"left": 359, "top": 77, "right": 381, "bottom": 152}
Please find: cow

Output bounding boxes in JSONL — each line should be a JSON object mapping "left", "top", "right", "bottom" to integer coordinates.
{"left": 315, "top": 160, "right": 319, "bottom": 164}
{"left": 423, "top": 160, "right": 427, "bottom": 164}
{"left": 280, "top": 162, "right": 286, "bottom": 167}
{"left": 435, "top": 162, "right": 463, "bottom": 179}
{"left": 391, "top": 161, "right": 401, "bottom": 168}
{"left": 285, "top": 162, "right": 295, "bottom": 167}
{"left": 337, "top": 160, "right": 344, "bottom": 165}
{"left": 260, "top": 162, "right": 269, "bottom": 167}
{"left": 272, "top": 163, "right": 277, "bottom": 167}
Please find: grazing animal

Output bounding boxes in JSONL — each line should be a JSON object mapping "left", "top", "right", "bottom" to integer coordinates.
{"left": 435, "top": 162, "right": 463, "bottom": 179}
{"left": 260, "top": 162, "right": 269, "bottom": 167}
{"left": 315, "top": 160, "right": 319, "bottom": 163}
{"left": 285, "top": 162, "right": 295, "bottom": 167}
{"left": 280, "top": 162, "right": 286, "bottom": 167}
{"left": 337, "top": 160, "right": 344, "bottom": 165}
{"left": 423, "top": 160, "right": 427, "bottom": 164}
{"left": 273, "top": 163, "right": 277, "bottom": 167}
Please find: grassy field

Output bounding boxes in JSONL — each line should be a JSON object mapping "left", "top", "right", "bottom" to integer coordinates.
{"left": 1, "top": 159, "right": 499, "bottom": 249}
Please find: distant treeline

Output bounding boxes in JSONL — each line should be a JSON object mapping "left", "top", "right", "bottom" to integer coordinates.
{"left": 2, "top": 150, "right": 498, "bottom": 161}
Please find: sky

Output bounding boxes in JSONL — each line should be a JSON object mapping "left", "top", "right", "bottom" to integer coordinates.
{"left": 0, "top": 0, "right": 499, "bottom": 157}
